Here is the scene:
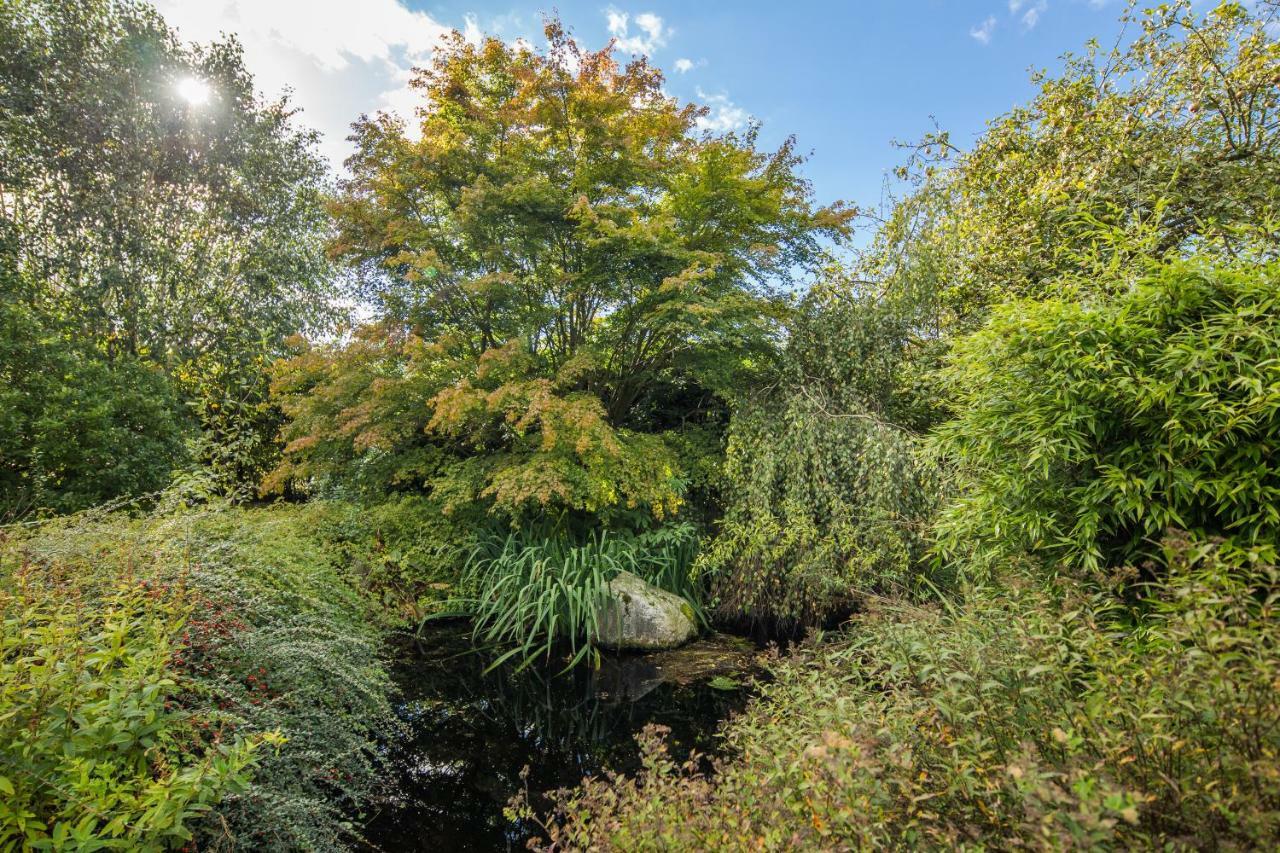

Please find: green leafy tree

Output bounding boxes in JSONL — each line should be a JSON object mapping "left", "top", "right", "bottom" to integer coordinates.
{"left": 0, "top": 0, "right": 336, "bottom": 493}
{"left": 269, "top": 21, "right": 852, "bottom": 524}
{"left": 865, "top": 0, "right": 1280, "bottom": 332}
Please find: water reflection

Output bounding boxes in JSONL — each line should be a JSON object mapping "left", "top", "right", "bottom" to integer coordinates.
{"left": 358, "top": 624, "right": 759, "bottom": 852}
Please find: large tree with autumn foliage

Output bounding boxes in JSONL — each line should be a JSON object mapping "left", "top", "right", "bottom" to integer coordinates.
{"left": 267, "top": 21, "right": 853, "bottom": 525}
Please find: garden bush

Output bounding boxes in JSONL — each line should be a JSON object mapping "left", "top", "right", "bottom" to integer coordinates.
{"left": 529, "top": 534, "right": 1280, "bottom": 849}
{"left": 700, "top": 286, "right": 938, "bottom": 632}
{"left": 0, "top": 501, "right": 400, "bottom": 851}
{"left": 0, "top": 560, "right": 264, "bottom": 850}
{"left": 315, "top": 493, "right": 478, "bottom": 623}
{"left": 0, "top": 296, "right": 187, "bottom": 519}
{"left": 932, "top": 260, "right": 1280, "bottom": 577}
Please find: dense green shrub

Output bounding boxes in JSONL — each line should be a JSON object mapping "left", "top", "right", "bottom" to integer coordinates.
{"left": 701, "top": 286, "right": 938, "bottom": 631}
{"left": 702, "top": 394, "right": 931, "bottom": 631}
{"left": 530, "top": 535, "right": 1280, "bottom": 849}
{"left": 1, "top": 502, "right": 400, "bottom": 851}
{"left": 932, "top": 261, "right": 1280, "bottom": 576}
{"left": 313, "top": 494, "right": 478, "bottom": 622}
{"left": 0, "top": 564, "right": 265, "bottom": 850}
{"left": 0, "top": 297, "right": 187, "bottom": 518}
{"left": 457, "top": 523, "right": 702, "bottom": 671}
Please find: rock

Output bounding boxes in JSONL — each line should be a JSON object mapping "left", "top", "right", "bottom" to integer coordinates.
{"left": 595, "top": 571, "right": 698, "bottom": 651}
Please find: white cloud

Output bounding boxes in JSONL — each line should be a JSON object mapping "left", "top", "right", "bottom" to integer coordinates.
{"left": 155, "top": 0, "right": 460, "bottom": 168}
{"left": 1008, "top": 0, "right": 1049, "bottom": 30}
{"left": 605, "top": 8, "right": 670, "bottom": 55}
{"left": 673, "top": 57, "right": 696, "bottom": 73}
{"left": 694, "top": 88, "right": 747, "bottom": 132}
{"left": 606, "top": 9, "right": 629, "bottom": 38}
{"left": 1020, "top": 0, "right": 1048, "bottom": 29}
{"left": 970, "top": 16, "right": 997, "bottom": 44}
{"left": 462, "top": 14, "right": 484, "bottom": 46}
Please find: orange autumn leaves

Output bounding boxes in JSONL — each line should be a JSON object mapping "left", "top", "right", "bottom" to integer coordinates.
{"left": 265, "top": 333, "right": 682, "bottom": 520}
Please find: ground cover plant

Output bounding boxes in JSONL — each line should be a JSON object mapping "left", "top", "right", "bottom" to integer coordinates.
{"left": 0, "top": 501, "right": 399, "bottom": 851}
{"left": 528, "top": 535, "right": 1280, "bottom": 850}
{"left": 0, "top": 544, "right": 263, "bottom": 849}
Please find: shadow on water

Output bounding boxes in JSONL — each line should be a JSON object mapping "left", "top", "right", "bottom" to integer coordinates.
{"left": 358, "top": 622, "right": 763, "bottom": 852}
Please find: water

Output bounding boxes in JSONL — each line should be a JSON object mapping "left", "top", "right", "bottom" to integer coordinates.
{"left": 357, "top": 623, "right": 761, "bottom": 852}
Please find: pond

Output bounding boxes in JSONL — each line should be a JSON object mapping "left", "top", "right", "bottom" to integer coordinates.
{"left": 357, "top": 623, "right": 764, "bottom": 852}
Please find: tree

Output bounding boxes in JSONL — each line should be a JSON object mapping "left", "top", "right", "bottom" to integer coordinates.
{"left": 269, "top": 21, "right": 853, "bottom": 523}
{"left": 864, "top": 1, "right": 1280, "bottom": 332}
{"left": 0, "top": 0, "right": 336, "bottom": 494}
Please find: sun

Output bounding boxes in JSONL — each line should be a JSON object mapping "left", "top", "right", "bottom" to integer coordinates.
{"left": 176, "top": 76, "right": 211, "bottom": 106}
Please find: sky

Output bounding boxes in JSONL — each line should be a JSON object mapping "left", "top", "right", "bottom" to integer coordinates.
{"left": 154, "top": 0, "right": 1138, "bottom": 216}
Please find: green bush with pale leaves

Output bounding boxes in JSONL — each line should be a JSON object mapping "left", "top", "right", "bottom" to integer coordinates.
{"left": 932, "top": 261, "right": 1280, "bottom": 577}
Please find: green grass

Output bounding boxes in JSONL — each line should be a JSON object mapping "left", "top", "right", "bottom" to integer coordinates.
{"left": 446, "top": 523, "right": 703, "bottom": 672}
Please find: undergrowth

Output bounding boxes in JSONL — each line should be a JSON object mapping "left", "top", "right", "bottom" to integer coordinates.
{"left": 0, "top": 501, "right": 400, "bottom": 851}
{"left": 453, "top": 523, "right": 702, "bottom": 672}
{"left": 0, "top": 562, "right": 264, "bottom": 850}
{"left": 525, "top": 535, "right": 1280, "bottom": 850}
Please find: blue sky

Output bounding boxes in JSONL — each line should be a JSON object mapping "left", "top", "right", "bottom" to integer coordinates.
{"left": 424, "top": 0, "right": 1132, "bottom": 213}
{"left": 157, "top": 1, "right": 1133, "bottom": 214}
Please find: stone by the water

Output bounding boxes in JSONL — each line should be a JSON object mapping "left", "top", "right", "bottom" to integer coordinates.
{"left": 595, "top": 570, "right": 698, "bottom": 651}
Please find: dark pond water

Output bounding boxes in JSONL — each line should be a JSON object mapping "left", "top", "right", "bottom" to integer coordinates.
{"left": 357, "top": 623, "right": 763, "bottom": 852}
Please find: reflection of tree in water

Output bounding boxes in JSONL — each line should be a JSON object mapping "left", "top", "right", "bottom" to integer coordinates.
{"left": 358, "top": 624, "right": 756, "bottom": 852}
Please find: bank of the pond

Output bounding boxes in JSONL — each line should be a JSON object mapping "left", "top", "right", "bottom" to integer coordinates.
{"left": 0, "top": 503, "right": 400, "bottom": 851}
{"left": 358, "top": 623, "right": 766, "bottom": 852}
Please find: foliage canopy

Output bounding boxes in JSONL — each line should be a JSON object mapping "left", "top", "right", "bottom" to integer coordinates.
{"left": 269, "top": 22, "right": 853, "bottom": 524}
{"left": 866, "top": 0, "right": 1280, "bottom": 331}
{"left": 0, "top": 0, "right": 336, "bottom": 498}
{"left": 0, "top": 292, "right": 186, "bottom": 518}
